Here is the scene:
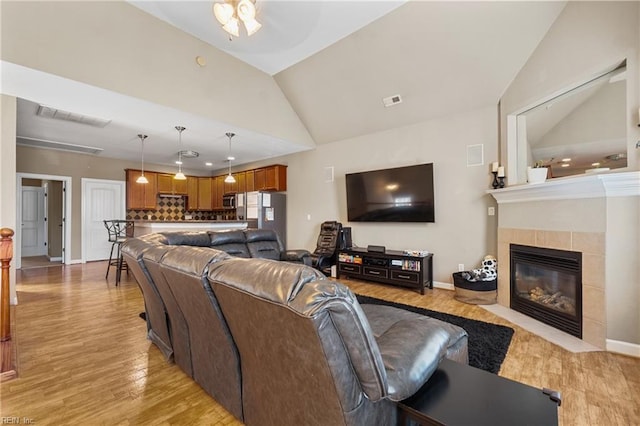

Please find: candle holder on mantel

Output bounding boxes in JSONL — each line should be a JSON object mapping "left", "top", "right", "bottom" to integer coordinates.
{"left": 498, "top": 176, "right": 505, "bottom": 188}
{"left": 491, "top": 171, "right": 499, "bottom": 189}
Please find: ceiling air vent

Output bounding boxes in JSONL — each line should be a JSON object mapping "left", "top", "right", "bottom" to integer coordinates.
{"left": 36, "top": 104, "right": 111, "bottom": 128}
{"left": 17, "top": 136, "right": 104, "bottom": 155}
{"left": 382, "top": 94, "right": 402, "bottom": 107}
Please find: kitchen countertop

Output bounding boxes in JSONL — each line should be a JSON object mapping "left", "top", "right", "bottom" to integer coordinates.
{"left": 133, "top": 220, "right": 243, "bottom": 223}
{"left": 133, "top": 220, "right": 248, "bottom": 237}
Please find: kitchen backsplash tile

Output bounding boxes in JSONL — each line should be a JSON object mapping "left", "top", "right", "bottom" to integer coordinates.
{"left": 127, "top": 195, "right": 216, "bottom": 221}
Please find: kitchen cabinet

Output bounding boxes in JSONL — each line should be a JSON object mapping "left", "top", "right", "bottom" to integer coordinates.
{"left": 213, "top": 176, "right": 225, "bottom": 209}
{"left": 186, "top": 177, "right": 198, "bottom": 210}
{"left": 197, "top": 177, "right": 213, "bottom": 211}
{"left": 255, "top": 165, "right": 287, "bottom": 191}
{"left": 126, "top": 169, "right": 158, "bottom": 210}
{"left": 245, "top": 169, "right": 255, "bottom": 192}
{"left": 236, "top": 171, "right": 247, "bottom": 194}
{"left": 157, "top": 173, "right": 188, "bottom": 195}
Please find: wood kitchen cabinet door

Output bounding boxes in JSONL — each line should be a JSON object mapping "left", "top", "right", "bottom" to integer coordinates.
{"left": 213, "top": 176, "right": 225, "bottom": 209}
{"left": 186, "top": 176, "right": 198, "bottom": 210}
{"left": 255, "top": 165, "right": 287, "bottom": 191}
{"left": 173, "top": 177, "right": 188, "bottom": 195}
{"left": 197, "top": 177, "right": 213, "bottom": 211}
{"left": 126, "top": 169, "right": 158, "bottom": 209}
{"left": 245, "top": 169, "right": 255, "bottom": 192}
{"left": 158, "top": 173, "right": 188, "bottom": 195}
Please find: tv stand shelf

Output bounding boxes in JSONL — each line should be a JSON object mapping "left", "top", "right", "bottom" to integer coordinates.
{"left": 337, "top": 248, "right": 433, "bottom": 295}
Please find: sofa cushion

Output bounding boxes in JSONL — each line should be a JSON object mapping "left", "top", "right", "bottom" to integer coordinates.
{"left": 245, "top": 229, "right": 283, "bottom": 260}
{"left": 209, "top": 230, "right": 250, "bottom": 258}
{"left": 162, "top": 231, "right": 211, "bottom": 247}
{"left": 361, "top": 304, "right": 469, "bottom": 365}
{"left": 365, "top": 309, "right": 450, "bottom": 401}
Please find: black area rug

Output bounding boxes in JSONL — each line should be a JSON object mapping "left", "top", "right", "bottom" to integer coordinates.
{"left": 356, "top": 295, "right": 514, "bottom": 374}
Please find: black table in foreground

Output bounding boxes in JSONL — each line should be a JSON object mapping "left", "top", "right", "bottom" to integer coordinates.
{"left": 398, "top": 359, "right": 560, "bottom": 426}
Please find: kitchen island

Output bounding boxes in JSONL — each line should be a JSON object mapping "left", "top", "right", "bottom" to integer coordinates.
{"left": 133, "top": 220, "right": 248, "bottom": 237}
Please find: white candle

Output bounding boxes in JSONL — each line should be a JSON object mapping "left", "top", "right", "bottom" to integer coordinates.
{"left": 492, "top": 162, "right": 499, "bottom": 172}
{"left": 497, "top": 166, "right": 505, "bottom": 177}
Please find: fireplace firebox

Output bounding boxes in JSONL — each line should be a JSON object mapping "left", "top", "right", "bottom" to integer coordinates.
{"left": 510, "top": 244, "right": 582, "bottom": 338}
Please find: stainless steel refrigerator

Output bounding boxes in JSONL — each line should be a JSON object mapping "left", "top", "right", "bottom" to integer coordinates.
{"left": 236, "top": 191, "right": 287, "bottom": 249}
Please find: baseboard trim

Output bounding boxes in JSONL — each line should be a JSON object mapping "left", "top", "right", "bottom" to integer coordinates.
{"left": 433, "top": 281, "right": 454, "bottom": 291}
{"left": 67, "top": 259, "right": 83, "bottom": 265}
{"left": 606, "top": 339, "right": 640, "bottom": 358}
{"left": 47, "top": 256, "right": 63, "bottom": 262}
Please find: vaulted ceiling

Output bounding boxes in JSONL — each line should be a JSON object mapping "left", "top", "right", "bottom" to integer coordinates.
{"left": 4, "top": 1, "right": 567, "bottom": 171}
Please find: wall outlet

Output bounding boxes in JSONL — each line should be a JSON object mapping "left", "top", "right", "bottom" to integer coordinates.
{"left": 458, "top": 263, "right": 465, "bottom": 272}
{"left": 488, "top": 207, "right": 495, "bottom": 216}
{"left": 306, "top": 214, "right": 311, "bottom": 221}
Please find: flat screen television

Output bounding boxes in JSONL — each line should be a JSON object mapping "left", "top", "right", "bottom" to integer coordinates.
{"left": 346, "top": 163, "right": 435, "bottom": 223}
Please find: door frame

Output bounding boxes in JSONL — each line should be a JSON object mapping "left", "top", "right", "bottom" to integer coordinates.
{"left": 81, "top": 178, "right": 126, "bottom": 263}
{"left": 16, "top": 173, "right": 72, "bottom": 269}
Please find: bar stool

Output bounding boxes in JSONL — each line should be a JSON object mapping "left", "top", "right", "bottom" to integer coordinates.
{"left": 103, "top": 219, "right": 134, "bottom": 286}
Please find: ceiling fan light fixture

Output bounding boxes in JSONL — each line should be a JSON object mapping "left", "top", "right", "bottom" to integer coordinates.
{"left": 214, "top": 0, "right": 261, "bottom": 38}
{"left": 237, "top": 0, "right": 256, "bottom": 21}
{"left": 223, "top": 17, "right": 240, "bottom": 38}
{"left": 213, "top": 2, "right": 234, "bottom": 25}
{"left": 243, "top": 18, "right": 262, "bottom": 36}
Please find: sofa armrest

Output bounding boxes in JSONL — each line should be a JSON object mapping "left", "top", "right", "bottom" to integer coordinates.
{"left": 374, "top": 315, "right": 451, "bottom": 401}
{"left": 282, "top": 249, "right": 312, "bottom": 266}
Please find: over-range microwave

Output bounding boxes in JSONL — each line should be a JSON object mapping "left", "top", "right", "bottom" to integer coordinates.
{"left": 222, "top": 194, "right": 235, "bottom": 209}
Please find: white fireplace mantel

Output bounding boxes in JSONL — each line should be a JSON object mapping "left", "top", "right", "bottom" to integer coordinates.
{"left": 487, "top": 171, "right": 640, "bottom": 204}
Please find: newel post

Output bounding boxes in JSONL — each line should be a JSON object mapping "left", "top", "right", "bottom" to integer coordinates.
{"left": 0, "top": 228, "right": 14, "bottom": 342}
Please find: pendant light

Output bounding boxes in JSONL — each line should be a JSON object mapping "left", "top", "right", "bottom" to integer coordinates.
{"left": 174, "top": 126, "right": 187, "bottom": 180}
{"left": 136, "top": 134, "right": 149, "bottom": 184}
{"left": 224, "top": 132, "right": 236, "bottom": 184}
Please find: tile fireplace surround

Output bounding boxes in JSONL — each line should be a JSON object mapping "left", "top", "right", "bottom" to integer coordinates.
{"left": 489, "top": 171, "right": 640, "bottom": 354}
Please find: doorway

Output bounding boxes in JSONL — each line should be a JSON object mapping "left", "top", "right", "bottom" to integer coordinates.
{"left": 16, "top": 173, "right": 72, "bottom": 269}
{"left": 81, "top": 178, "right": 126, "bottom": 262}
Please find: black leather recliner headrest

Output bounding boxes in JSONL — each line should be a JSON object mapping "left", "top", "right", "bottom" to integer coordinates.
{"left": 209, "top": 230, "right": 247, "bottom": 246}
{"left": 162, "top": 231, "right": 211, "bottom": 247}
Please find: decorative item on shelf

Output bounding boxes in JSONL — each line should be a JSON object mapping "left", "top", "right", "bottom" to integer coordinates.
{"left": 136, "top": 134, "right": 149, "bottom": 184}
{"left": 491, "top": 162, "right": 500, "bottom": 189}
{"left": 497, "top": 166, "right": 505, "bottom": 188}
{"left": 527, "top": 161, "right": 548, "bottom": 184}
{"left": 174, "top": 126, "right": 187, "bottom": 180}
{"left": 213, "top": 0, "right": 262, "bottom": 39}
{"left": 224, "top": 132, "right": 236, "bottom": 184}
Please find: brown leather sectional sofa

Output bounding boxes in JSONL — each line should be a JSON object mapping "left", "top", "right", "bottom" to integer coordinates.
{"left": 121, "top": 230, "right": 469, "bottom": 425}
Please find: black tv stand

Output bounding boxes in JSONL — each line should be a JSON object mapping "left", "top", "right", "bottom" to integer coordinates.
{"left": 337, "top": 247, "right": 433, "bottom": 294}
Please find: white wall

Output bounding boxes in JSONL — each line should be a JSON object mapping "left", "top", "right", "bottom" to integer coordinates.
{"left": 284, "top": 106, "right": 499, "bottom": 283}
{"left": 0, "top": 94, "right": 17, "bottom": 303}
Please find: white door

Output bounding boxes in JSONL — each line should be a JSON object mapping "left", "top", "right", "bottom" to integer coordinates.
{"left": 21, "top": 186, "right": 46, "bottom": 257}
{"left": 83, "top": 179, "right": 126, "bottom": 261}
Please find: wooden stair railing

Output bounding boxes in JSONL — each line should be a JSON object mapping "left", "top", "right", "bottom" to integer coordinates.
{"left": 1, "top": 228, "right": 14, "bottom": 342}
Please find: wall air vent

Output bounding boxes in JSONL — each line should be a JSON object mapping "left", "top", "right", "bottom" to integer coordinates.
{"left": 36, "top": 104, "right": 111, "bottom": 128}
{"left": 382, "top": 94, "right": 402, "bottom": 107}
{"left": 17, "top": 136, "right": 104, "bottom": 155}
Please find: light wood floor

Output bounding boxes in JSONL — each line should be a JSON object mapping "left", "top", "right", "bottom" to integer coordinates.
{"left": 1, "top": 262, "right": 638, "bottom": 425}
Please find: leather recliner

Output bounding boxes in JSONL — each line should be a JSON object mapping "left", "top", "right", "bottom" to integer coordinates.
{"left": 208, "top": 258, "right": 467, "bottom": 426}
{"left": 310, "top": 221, "right": 343, "bottom": 274}
{"left": 159, "top": 246, "right": 243, "bottom": 421}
